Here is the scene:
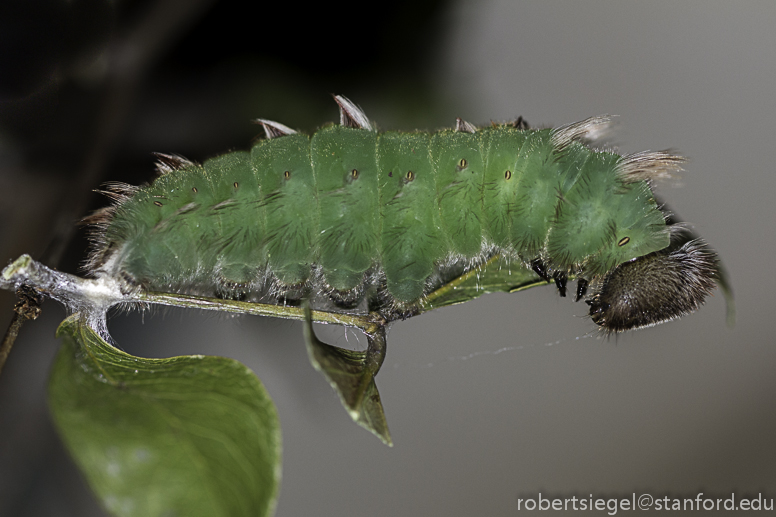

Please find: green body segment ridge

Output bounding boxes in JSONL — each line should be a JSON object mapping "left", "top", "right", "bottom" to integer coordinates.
{"left": 377, "top": 131, "right": 442, "bottom": 303}
{"left": 204, "top": 151, "right": 266, "bottom": 286}
{"left": 251, "top": 133, "right": 317, "bottom": 287}
{"left": 310, "top": 125, "right": 380, "bottom": 293}
{"left": 430, "top": 129, "right": 486, "bottom": 258}
{"left": 91, "top": 101, "right": 674, "bottom": 310}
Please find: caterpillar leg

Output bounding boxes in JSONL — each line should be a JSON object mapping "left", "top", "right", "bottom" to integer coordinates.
{"left": 575, "top": 278, "right": 589, "bottom": 302}
{"left": 552, "top": 271, "right": 568, "bottom": 297}
{"left": 530, "top": 258, "right": 551, "bottom": 282}
{"left": 302, "top": 305, "right": 392, "bottom": 446}
{"left": 530, "top": 258, "right": 568, "bottom": 297}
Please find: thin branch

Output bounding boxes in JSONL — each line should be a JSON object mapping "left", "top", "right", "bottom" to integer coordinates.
{"left": 0, "top": 286, "right": 43, "bottom": 378}
{"left": 139, "top": 291, "right": 386, "bottom": 336}
{"left": 1, "top": 255, "right": 385, "bottom": 344}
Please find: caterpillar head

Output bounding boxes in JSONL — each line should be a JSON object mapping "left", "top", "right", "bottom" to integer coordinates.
{"left": 587, "top": 234, "right": 719, "bottom": 333}
{"left": 549, "top": 149, "right": 681, "bottom": 274}
{"left": 586, "top": 181, "right": 671, "bottom": 276}
{"left": 583, "top": 147, "right": 685, "bottom": 276}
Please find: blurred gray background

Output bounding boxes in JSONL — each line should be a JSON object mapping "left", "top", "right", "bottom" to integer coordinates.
{"left": 1, "top": 1, "right": 774, "bottom": 515}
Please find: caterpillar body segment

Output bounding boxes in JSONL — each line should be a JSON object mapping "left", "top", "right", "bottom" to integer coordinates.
{"left": 88, "top": 96, "right": 718, "bottom": 331}
{"left": 430, "top": 128, "right": 486, "bottom": 258}
{"left": 205, "top": 152, "right": 267, "bottom": 288}
{"left": 252, "top": 132, "right": 317, "bottom": 288}
{"left": 311, "top": 125, "right": 380, "bottom": 293}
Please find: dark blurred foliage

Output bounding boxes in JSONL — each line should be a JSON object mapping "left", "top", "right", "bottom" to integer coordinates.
{"left": 0, "top": 0, "right": 114, "bottom": 99}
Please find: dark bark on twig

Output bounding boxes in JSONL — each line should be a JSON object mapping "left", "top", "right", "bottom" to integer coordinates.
{"left": 0, "top": 287, "right": 43, "bottom": 378}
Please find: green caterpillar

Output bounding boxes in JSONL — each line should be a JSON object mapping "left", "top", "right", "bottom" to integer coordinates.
{"left": 87, "top": 96, "right": 718, "bottom": 331}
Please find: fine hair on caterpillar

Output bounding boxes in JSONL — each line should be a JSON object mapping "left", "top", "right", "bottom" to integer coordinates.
{"left": 85, "top": 95, "right": 721, "bottom": 332}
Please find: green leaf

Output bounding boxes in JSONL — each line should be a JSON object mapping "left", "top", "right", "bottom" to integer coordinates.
{"left": 422, "top": 255, "right": 546, "bottom": 311}
{"left": 298, "top": 258, "right": 546, "bottom": 447}
{"left": 302, "top": 308, "right": 392, "bottom": 446}
{"left": 48, "top": 314, "right": 281, "bottom": 517}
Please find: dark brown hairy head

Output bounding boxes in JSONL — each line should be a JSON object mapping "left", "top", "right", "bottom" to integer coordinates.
{"left": 587, "top": 234, "right": 719, "bottom": 333}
